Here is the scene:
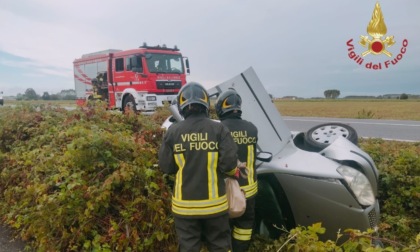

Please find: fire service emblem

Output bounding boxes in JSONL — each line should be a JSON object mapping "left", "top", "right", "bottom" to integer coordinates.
{"left": 346, "top": 2, "right": 408, "bottom": 70}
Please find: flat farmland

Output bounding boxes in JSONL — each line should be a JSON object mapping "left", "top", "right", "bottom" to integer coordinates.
{"left": 3, "top": 100, "right": 76, "bottom": 107}
{"left": 3, "top": 99, "right": 420, "bottom": 121}
{"left": 274, "top": 99, "right": 420, "bottom": 121}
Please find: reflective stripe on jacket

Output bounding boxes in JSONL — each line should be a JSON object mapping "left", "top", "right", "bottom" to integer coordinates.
{"left": 221, "top": 116, "right": 258, "bottom": 198}
{"left": 159, "top": 113, "right": 238, "bottom": 218}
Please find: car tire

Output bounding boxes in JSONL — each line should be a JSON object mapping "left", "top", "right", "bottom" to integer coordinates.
{"left": 304, "top": 123, "right": 358, "bottom": 151}
{"left": 123, "top": 95, "right": 137, "bottom": 113}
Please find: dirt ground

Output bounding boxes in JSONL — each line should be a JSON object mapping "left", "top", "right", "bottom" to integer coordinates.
{"left": 0, "top": 226, "right": 26, "bottom": 252}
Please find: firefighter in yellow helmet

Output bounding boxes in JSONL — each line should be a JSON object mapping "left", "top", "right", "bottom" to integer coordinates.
{"left": 159, "top": 82, "right": 238, "bottom": 251}
{"left": 216, "top": 89, "right": 259, "bottom": 252}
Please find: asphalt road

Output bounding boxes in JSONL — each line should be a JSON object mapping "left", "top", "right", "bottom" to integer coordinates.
{"left": 283, "top": 116, "right": 420, "bottom": 142}
{"left": 0, "top": 226, "right": 26, "bottom": 252}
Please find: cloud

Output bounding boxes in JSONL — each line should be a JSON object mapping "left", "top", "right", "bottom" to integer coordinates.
{"left": 0, "top": 0, "right": 419, "bottom": 97}
{"left": 0, "top": 54, "right": 71, "bottom": 78}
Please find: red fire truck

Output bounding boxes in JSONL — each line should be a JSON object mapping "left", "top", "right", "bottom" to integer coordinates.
{"left": 73, "top": 43, "right": 189, "bottom": 111}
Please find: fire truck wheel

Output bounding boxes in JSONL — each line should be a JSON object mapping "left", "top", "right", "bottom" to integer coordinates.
{"left": 123, "top": 95, "right": 137, "bottom": 113}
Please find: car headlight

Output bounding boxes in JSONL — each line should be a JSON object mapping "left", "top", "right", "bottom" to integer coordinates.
{"left": 337, "top": 166, "right": 375, "bottom": 206}
{"left": 146, "top": 96, "right": 157, "bottom": 101}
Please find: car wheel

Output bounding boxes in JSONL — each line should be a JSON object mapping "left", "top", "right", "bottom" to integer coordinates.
{"left": 123, "top": 95, "right": 137, "bottom": 113}
{"left": 304, "top": 123, "right": 358, "bottom": 151}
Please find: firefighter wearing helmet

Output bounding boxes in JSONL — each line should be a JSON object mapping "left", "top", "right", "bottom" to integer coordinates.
{"left": 159, "top": 82, "right": 238, "bottom": 251}
{"left": 216, "top": 89, "right": 259, "bottom": 252}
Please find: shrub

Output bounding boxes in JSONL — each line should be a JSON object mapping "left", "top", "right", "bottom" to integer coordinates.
{"left": 249, "top": 223, "right": 420, "bottom": 251}
{"left": 359, "top": 139, "right": 420, "bottom": 245}
{"left": 357, "top": 109, "right": 376, "bottom": 119}
{"left": 0, "top": 104, "right": 176, "bottom": 251}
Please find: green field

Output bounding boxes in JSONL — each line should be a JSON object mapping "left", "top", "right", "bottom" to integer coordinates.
{"left": 2, "top": 99, "right": 77, "bottom": 107}
{"left": 3, "top": 99, "right": 420, "bottom": 121}
{"left": 274, "top": 99, "right": 420, "bottom": 120}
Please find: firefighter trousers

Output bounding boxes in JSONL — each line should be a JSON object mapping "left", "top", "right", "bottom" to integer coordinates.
{"left": 174, "top": 213, "right": 232, "bottom": 252}
{"left": 231, "top": 197, "right": 256, "bottom": 252}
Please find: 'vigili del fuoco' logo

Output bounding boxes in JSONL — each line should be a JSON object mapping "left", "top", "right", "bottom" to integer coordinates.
{"left": 346, "top": 2, "right": 408, "bottom": 70}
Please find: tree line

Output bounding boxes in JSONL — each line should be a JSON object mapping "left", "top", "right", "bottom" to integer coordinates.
{"left": 16, "top": 88, "right": 76, "bottom": 101}
{"left": 323, "top": 89, "right": 410, "bottom": 100}
{"left": 14, "top": 88, "right": 412, "bottom": 101}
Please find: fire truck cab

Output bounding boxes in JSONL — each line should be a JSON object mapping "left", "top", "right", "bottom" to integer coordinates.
{"left": 73, "top": 43, "right": 189, "bottom": 112}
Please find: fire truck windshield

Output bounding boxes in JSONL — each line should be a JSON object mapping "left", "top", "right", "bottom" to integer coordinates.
{"left": 146, "top": 53, "right": 184, "bottom": 74}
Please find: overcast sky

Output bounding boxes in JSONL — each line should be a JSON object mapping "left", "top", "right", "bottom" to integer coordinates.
{"left": 1, "top": 0, "right": 419, "bottom": 98}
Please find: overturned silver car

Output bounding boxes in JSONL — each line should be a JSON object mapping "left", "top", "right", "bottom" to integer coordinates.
{"left": 163, "top": 67, "right": 380, "bottom": 241}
